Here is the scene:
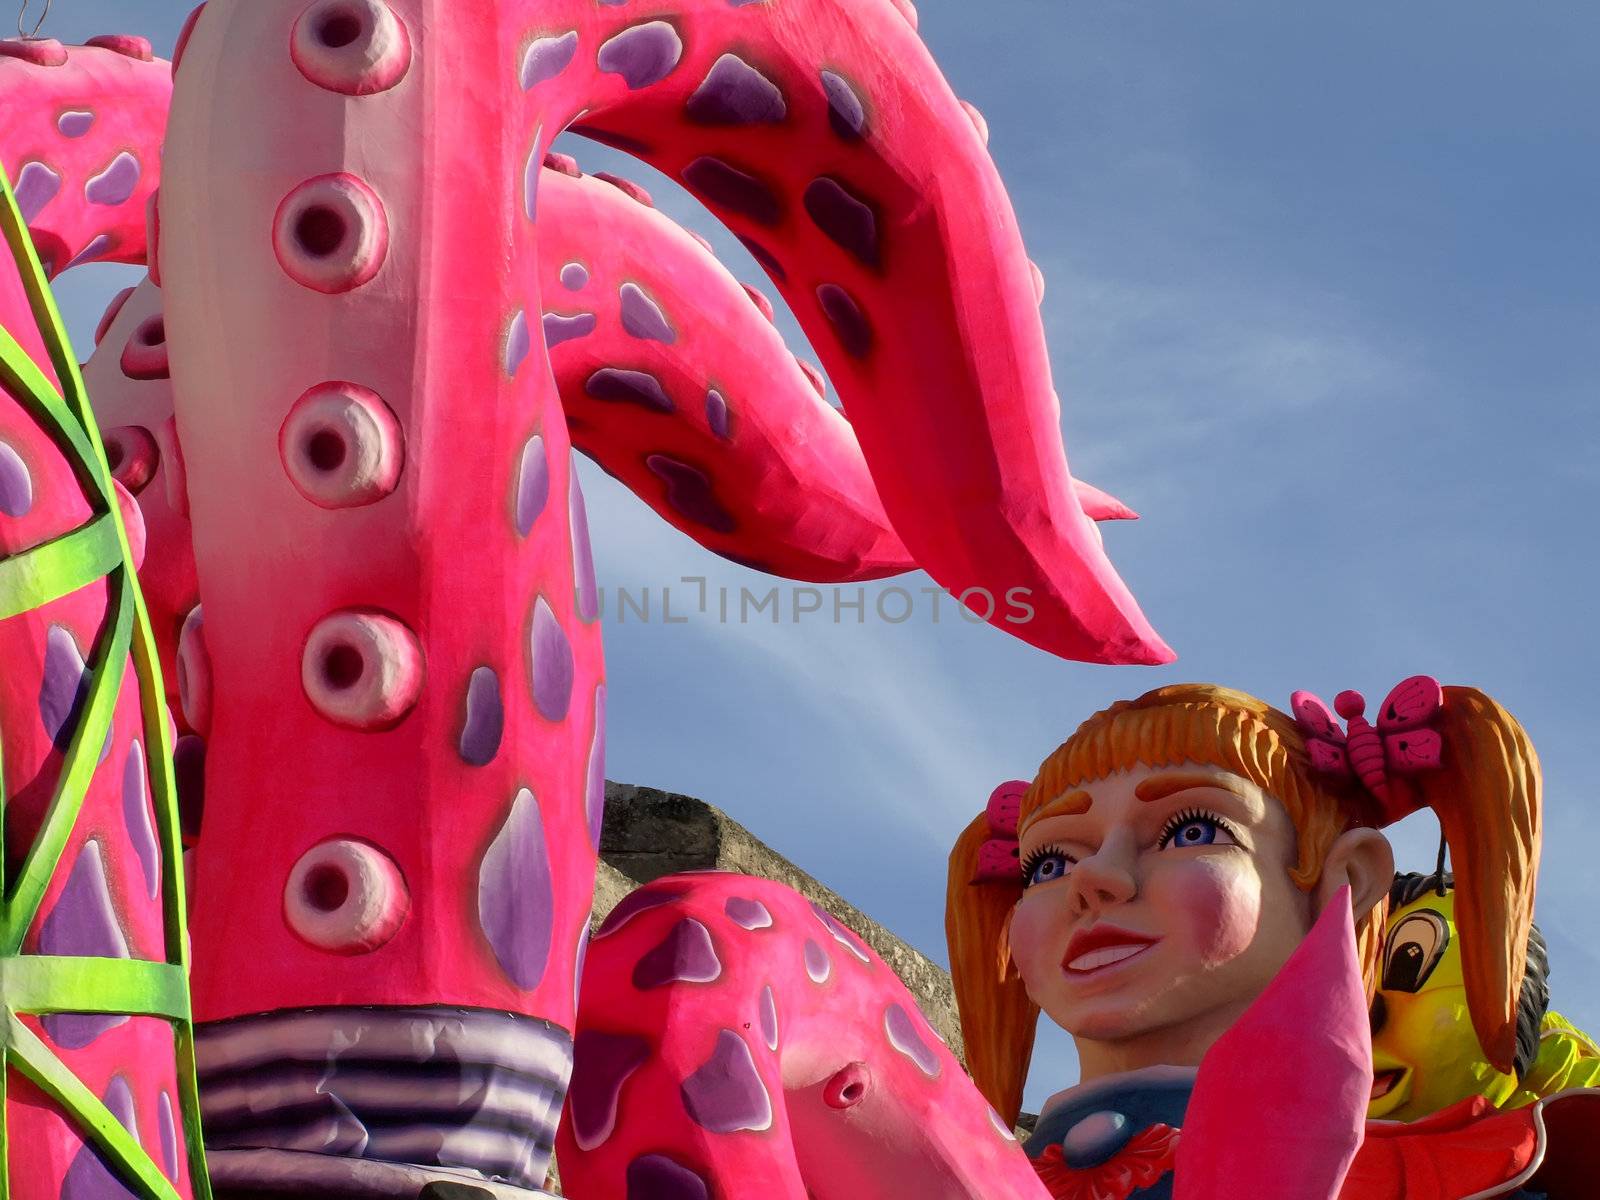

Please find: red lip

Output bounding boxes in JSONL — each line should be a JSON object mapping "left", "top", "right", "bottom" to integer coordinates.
{"left": 1062, "top": 924, "right": 1159, "bottom": 971}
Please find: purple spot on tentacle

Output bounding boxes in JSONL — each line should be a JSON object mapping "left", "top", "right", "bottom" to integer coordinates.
{"left": 682, "top": 157, "right": 782, "bottom": 226}
{"left": 122, "top": 741, "right": 159, "bottom": 899}
{"left": 810, "top": 900, "right": 871, "bottom": 963}
{"left": 817, "top": 283, "right": 874, "bottom": 358}
{"left": 571, "top": 468, "right": 599, "bottom": 622}
{"left": 737, "top": 235, "right": 786, "bottom": 281}
{"left": 821, "top": 70, "right": 867, "bottom": 140}
{"left": 585, "top": 368, "right": 673, "bottom": 413}
{"left": 724, "top": 896, "right": 772, "bottom": 930}
{"left": 686, "top": 54, "right": 787, "bottom": 125}
{"left": 85, "top": 152, "right": 141, "bottom": 206}
{"left": 478, "top": 787, "right": 555, "bottom": 989}
{"left": 885, "top": 1002, "right": 942, "bottom": 1077}
{"left": 39, "top": 624, "right": 87, "bottom": 750}
{"left": 560, "top": 261, "right": 589, "bottom": 290}
{"left": 458, "top": 666, "right": 504, "bottom": 767}
{"left": 40, "top": 840, "right": 131, "bottom": 1049}
{"left": 634, "top": 917, "right": 722, "bottom": 989}
{"left": 521, "top": 30, "right": 578, "bottom": 88}
{"left": 528, "top": 596, "right": 574, "bottom": 722}
{"left": 618, "top": 283, "right": 675, "bottom": 344}
{"left": 61, "top": 1075, "right": 140, "bottom": 1198}
{"left": 705, "top": 390, "right": 730, "bottom": 441}
{"left": 586, "top": 684, "right": 606, "bottom": 849}
{"left": 595, "top": 882, "right": 689, "bottom": 939}
{"left": 158, "top": 1090, "right": 179, "bottom": 1176}
{"left": 570, "top": 1030, "right": 650, "bottom": 1150}
{"left": 804, "top": 177, "right": 879, "bottom": 268}
{"left": 58, "top": 110, "right": 95, "bottom": 137}
{"left": 759, "top": 984, "right": 779, "bottom": 1049}
{"left": 515, "top": 434, "right": 549, "bottom": 535}
{"left": 682, "top": 1030, "right": 772, "bottom": 1133}
{"left": 597, "top": 21, "right": 682, "bottom": 90}
{"left": 505, "top": 309, "right": 531, "bottom": 376}
{"left": 14, "top": 161, "right": 62, "bottom": 223}
{"left": 646, "top": 455, "right": 736, "bottom": 534}
{"left": 627, "top": 1154, "right": 710, "bottom": 1200}
{"left": 64, "top": 232, "right": 114, "bottom": 271}
{"left": 0, "top": 440, "right": 32, "bottom": 516}
{"left": 803, "top": 938, "right": 831, "bottom": 984}
{"left": 544, "top": 310, "right": 597, "bottom": 348}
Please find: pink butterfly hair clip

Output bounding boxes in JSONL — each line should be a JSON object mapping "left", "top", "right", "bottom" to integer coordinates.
{"left": 1289, "top": 675, "right": 1446, "bottom": 825}
{"left": 971, "top": 780, "right": 1029, "bottom": 883}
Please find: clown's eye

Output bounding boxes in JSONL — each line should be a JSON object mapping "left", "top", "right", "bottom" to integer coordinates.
{"left": 1157, "top": 809, "right": 1237, "bottom": 851}
{"left": 1383, "top": 910, "right": 1450, "bottom": 993}
{"left": 1021, "top": 846, "right": 1075, "bottom": 887}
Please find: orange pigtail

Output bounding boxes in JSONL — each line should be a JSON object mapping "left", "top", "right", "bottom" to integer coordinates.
{"left": 1412, "top": 686, "right": 1542, "bottom": 1075}
{"left": 946, "top": 811, "right": 1037, "bottom": 1125}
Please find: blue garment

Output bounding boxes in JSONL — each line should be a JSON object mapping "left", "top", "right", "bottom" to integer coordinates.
{"left": 1024, "top": 1067, "right": 1196, "bottom": 1200}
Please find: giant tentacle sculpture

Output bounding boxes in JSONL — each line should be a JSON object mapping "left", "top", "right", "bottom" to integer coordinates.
{"left": 0, "top": 0, "right": 1175, "bottom": 1192}
{"left": 0, "top": 166, "right": 206, "bottom": 1198}
{"left": 558, "top": 872, "right": 1051, "bottom": 1199}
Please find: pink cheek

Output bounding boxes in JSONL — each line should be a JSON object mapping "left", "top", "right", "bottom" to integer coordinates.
{"left": 1008, "top": 897, "right": 1064, "bottom": 984}
{"left": 1169, "top": 861, "right": 1262, "bottom": 967}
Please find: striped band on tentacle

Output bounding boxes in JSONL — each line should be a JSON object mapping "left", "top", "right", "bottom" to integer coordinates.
{"left": 196, "top": 1006, "right": 572, "bottom": 1192}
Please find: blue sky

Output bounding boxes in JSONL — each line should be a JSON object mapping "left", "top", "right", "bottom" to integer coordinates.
{"left": 43, "top": 1, "right": 1599, "bottom": 1111}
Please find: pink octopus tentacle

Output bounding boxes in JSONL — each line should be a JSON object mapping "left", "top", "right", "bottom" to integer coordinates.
{"left": 560, "top": 874, "right": 1049, "bottom": 1199}
{"left": 523, "top": 3, "right": 1171, "bottom": 665}
{"left": 1, "top": 177, "right": 200, "bottom": 1196}
{"left": 160, "top": 1, "right": 606, "bottom": 1195}
{"left": 0, "top": 37, "right": 171, "bottom": 278}
{"left": 540, "top": 164, "right": 914, "bottom": 582}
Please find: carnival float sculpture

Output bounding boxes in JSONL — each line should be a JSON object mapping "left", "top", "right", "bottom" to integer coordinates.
{"left": 5, "top": 7, "right": 1595, "bottom": 1200}
{"left": 0, "top": 0, "right": 1175, "bottom": 1195}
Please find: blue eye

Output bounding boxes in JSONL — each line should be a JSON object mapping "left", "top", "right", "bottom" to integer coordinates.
{"left": 1158, "top": 810, "right": 1235, "bottom": 850}
{"left": 1021, "top": 847, "right": 1074, "bottom": 887}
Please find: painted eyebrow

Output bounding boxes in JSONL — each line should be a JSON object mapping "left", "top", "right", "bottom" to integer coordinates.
{"left": 1019, "top": 789, "right": 1091, "bottom": 834}
{"left": 1133, "top": 771, "right": 1261, "bottom": 813}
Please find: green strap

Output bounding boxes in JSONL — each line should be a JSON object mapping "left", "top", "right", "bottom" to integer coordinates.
{"left": 0, "top": 956, "right": 189, "bottom": 1020}
{"left": 0, "top": 512, "right": 125, "bottom": 621}
{"left": 4, "top": 1016, "right": 183, "bottom": 1200}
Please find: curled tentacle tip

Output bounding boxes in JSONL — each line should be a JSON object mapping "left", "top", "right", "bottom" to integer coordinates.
{"left": 741, "top": 282, "right": 775, "bottom": 324}
{"left": 543, "top": 151, "right": 580, "bottom": 177}
{"left": 960, "top": 99, "right": 989, "bottom": 145}
{"left": 86, "top": 34, "right": 155, "bottom": 61}
{"left": 0, "top": 37, "right": 68, "bottom": 66}
{"left": 595, "top": 171, "right": 653, "bottom": 207}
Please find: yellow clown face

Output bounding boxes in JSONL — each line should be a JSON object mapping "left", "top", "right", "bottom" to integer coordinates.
{"left": 1368, "top": 887, "right": 1517, "bottom": 1121}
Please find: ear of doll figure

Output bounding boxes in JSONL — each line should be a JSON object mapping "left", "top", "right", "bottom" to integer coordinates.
{"left": 1313, "top": 826, "right": 1394, "bottom": 925}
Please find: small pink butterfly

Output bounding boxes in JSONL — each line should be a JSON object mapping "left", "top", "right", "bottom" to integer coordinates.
{"left": 1290, "top": 676, "right": 1444, "bottom": 818}
{"left": 971, "top": 780, "right": 1028, "bottom": 883}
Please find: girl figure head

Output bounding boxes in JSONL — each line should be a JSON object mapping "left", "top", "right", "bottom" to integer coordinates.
{"left": 947, "top": 682, "right": 1540, "bottom": 1123}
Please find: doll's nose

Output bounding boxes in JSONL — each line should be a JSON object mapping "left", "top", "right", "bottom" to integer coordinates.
{"left": 1068, "top": 833, "right": 1138, "bottom": 913}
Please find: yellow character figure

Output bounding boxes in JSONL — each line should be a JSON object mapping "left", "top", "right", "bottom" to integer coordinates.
{"left": 1369, "top": 870, "right": 1600, "bottom": 1122}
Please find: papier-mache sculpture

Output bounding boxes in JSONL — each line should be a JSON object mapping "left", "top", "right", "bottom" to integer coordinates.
{"left": 0, "top": 0, "right": 1174, "bottom": 1195}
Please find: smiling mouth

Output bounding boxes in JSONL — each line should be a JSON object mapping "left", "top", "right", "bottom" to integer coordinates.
{"left": 1370, "top": 1068, "right": 1407, "bottom": 1101}
{"left": 1064, "top": 942, "right": 1155, "bottom": 974}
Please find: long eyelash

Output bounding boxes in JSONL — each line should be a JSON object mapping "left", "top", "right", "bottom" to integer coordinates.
{"left": 1019, "top": 843, "right": 1075, "bottom": 884}
{"left": 1157, "top": 807, "right": 1238, "bottom": 847}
